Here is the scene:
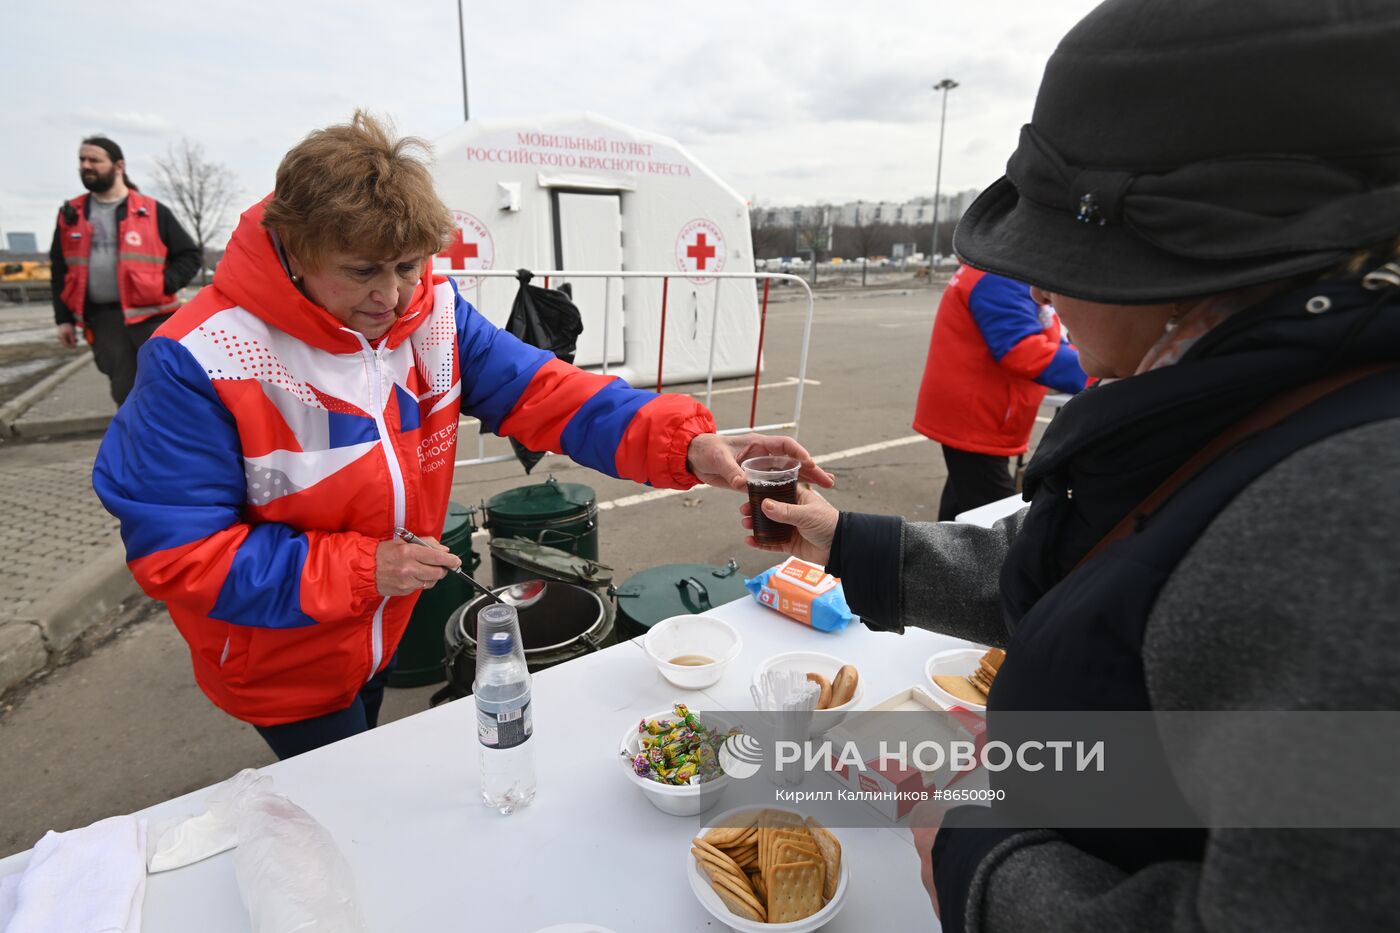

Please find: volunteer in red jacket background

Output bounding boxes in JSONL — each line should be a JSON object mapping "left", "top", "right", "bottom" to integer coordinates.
{"left": 914, "top": 264, "right": 1086, "bottom": 520}
{"left": 50, "top": 136, "right": 202, "bottom": 404}
{"left": 92, "top": 112, "right": 833, "bottom": 760}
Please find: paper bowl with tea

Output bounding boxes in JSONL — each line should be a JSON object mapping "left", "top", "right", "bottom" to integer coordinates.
{"left": 687, "top": 806, "right": 849, "bottom": 931}
{"left": 924, "top": 646, "right": 1005, "bottom": 711}
{"left": 644, "top": 614, "right": 742, "bottom": 689}
{"left": 620, "top": 703, "right": 735, "bottom": 816}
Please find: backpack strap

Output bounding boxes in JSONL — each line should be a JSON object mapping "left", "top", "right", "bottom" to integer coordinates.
{"left": 1075, "top": 362, "right": 1399, "bottom": 572}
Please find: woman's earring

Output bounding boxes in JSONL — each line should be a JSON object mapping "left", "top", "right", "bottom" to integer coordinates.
{"left": 290, "top": 273, "right": 300, "bottom": 283}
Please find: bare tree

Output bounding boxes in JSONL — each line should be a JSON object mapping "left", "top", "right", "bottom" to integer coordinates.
{"left": 794, "top": 204, "right": 832, "bottom": 284}
{"left": 153, "top": 139, "right": 238, "bottom": 285}
{"left": 847, "top": 217, "right": 889, "bottom": 287}
{"left": 747, "top": 199, "right": 789, "bottom": 260}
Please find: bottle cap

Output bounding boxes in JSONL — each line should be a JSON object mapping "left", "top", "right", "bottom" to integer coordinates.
{"left": 484, "top": 631, "right": 515, "bottom": 656}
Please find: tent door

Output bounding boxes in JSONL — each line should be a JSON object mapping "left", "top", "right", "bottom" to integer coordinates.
{"left": 553, "top": 191, "right": 625, "bottom": 368}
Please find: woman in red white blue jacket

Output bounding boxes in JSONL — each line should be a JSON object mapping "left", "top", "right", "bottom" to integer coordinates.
{"left": 914, "top": 264, "right": 1086, "bottom": 520}
{"left": 92, "top": 112, "right": 830, "bottom": 759}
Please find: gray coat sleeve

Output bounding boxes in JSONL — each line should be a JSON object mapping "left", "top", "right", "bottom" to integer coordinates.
{"left": 895, "top": 510, "right": 1026, "bottom": 648}
{"left": 965, "top": 420, "right": 1400, "bottom": 932}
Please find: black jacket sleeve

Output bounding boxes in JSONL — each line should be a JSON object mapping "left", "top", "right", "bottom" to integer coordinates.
{"left": 50, "top": 219, "right": 74, "bottom": 325}
{"left": 825, "top": 511, "right": 904, "bottom": 630}
{"left": 156, "top": 202, "right": 202, "bottom": 294}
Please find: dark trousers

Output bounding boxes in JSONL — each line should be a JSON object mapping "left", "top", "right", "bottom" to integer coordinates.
{"left": 84, "top": 305, "right": 171, "bottom": 405}
{"left": 254, "top": 655, "right": 397, "bottom": 760}
{"left": 938, "top": 445, "right": 1017, "bottom": 521}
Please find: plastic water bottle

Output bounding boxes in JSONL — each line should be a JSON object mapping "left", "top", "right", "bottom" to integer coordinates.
{"left": 473, "top": 604, "right": 536, "bottom": 814}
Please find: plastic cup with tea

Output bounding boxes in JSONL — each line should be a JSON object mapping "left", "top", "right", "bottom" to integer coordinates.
{"left": 742, "top": 455, "right": 802, "bottom": 545}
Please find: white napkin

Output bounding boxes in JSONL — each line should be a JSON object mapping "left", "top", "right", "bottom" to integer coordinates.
{"left": 3, "top": 814, "right": 147, "bottom": 933}
{"left": 146, "top": 809, "right": 237, "bottom": 874}
{"left": 145, "top": 770, "right": 261, "bottom": 874}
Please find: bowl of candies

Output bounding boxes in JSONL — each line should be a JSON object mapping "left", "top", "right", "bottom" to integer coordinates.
{"left": 620, "top": 703, "right": 739, "bottom": 816}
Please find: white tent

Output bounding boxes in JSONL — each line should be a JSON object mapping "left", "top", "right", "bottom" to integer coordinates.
{"left": 431, "top": 113, "right": 760, "bottom": 387}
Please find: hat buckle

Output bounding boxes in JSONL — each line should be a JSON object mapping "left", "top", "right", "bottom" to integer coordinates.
{"left": 1076, "top": 193, "right": 1106, "bottom": 226}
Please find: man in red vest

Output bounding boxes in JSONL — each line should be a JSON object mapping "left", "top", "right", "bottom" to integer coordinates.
{"left": 50, "top": 136, "right": 201, "bottom": 404}
{"left": 914, "top": 264, "right": 1087, "bottom": 519}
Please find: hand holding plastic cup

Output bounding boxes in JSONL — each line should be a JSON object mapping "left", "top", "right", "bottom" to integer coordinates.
{"left": 742, "top": 455, "right": 801, "bottom": 546}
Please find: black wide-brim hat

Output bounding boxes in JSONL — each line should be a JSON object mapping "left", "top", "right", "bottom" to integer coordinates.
{"left": 954, "top": 0, "right": 1400, "bottom": 304}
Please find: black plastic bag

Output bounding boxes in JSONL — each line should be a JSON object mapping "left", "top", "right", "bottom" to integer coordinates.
{"left": 505, "top": 269, "right": 585, "bottom": 473}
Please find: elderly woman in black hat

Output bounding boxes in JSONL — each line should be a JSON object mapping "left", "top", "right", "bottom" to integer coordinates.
{"left": 743, "top": 0, "right": 1400, "bottom": 929}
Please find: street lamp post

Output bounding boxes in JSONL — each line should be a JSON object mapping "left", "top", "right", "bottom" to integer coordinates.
{"left": 930, "top": 78, "right": 959, "bottom": 267}
{"left": 457, "top": 0, "right": 470, "bottom": 122}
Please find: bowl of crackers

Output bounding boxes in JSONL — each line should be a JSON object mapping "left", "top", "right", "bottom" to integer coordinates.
{"left": 924, "top": 646, "right": 1004, "bottom": 710}
{"left": 687, "top": 806, "right": 847, "bottom": 931}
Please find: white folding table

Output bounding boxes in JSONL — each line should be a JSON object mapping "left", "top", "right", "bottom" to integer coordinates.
{"left": 0, "top": 596, "right": 977, "bottom": 932}
{"left": 954, "top": 494, "right": 1027, "bottom": 529}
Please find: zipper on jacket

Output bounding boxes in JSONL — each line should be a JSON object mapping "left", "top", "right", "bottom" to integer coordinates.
{"left": 352, "top": 332, "right": 407, "bottom": 683}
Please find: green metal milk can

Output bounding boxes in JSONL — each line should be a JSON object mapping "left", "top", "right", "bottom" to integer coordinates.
{"left": 482, "top": 475, "right": 598, "bottom": 586}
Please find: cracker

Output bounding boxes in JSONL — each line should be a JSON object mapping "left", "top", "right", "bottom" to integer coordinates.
{"left": 771, "top": 828, "right": 817, "bottom": 858}
{"left": 805, "top": 816, "right": 842, "bottom": 901}
{"left": 711, "top": 870, "right": 765, "bottom": 919}
{"left": 751, "top": 868, "right": 768, "bottom": 904}
{"left": 691, "top": 848, "right": 742, "bottom": 885}
{"left": 703, "top": 809, "right": 756, "bottom": 848}
{"left": 711, "top": 881, "right": 765, "bottom": 923}
{"left": 775, "top": 840, "right": 821, "bottom": 871}
{"left": 694, "top": 849, "right": 765, "bottom": 918}
{"left": 757, "top": 810, "right": 806, "bottom": 880}
{"left": 764, "top": 827, "right": 810, "bottom": 878}
{"left": 767, "top": 858, "right": 824, "bottom": 923}
{"left": 732, "top": 845, "right": 759, "bottom": 868}
{"left": 758, "top": 808, "right": 806, "bottom": 830}
{"left": 692, "top": 840, "right": 747, "bottom": 882}
{"left": 703, "top": 824, "right": 748, "bottom": 848}
{"left": 935, "top": 674, "right": 987, "bottom": 705}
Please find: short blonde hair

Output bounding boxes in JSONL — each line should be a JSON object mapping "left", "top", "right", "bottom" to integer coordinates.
{"left": 262, "top": 110, "right": 453, "bottom": 268}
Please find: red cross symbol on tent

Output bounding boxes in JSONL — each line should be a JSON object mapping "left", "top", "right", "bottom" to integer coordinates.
{"left": 439, "top": 229, "right": 479, "bottom": 270}
{"left": 686, "top": 232, "right": 717, "bottom": 271}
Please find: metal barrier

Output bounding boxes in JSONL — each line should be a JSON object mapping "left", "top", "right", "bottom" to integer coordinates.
{"left": 449, "top": 269, "right": 817, "bottom": 469}
{"left": 0, "top": 282, "right": 52, "bottom": 305}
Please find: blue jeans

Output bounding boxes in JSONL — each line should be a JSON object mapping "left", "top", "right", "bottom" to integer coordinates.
{"left": 254, "top": 654, "right": 397, "bottom": 760}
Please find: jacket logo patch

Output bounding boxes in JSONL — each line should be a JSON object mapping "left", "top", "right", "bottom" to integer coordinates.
{"left": 124, "top": 231, "right": 143, "bottom": 247}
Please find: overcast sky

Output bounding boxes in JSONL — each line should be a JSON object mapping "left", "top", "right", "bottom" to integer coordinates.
{"left": 2, "top": 0, "right": 1095, "bottom": 249}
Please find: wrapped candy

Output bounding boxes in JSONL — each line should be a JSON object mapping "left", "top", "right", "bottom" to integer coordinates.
{"left": 628, "top": 702, "right": 741, "bottom": 786}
